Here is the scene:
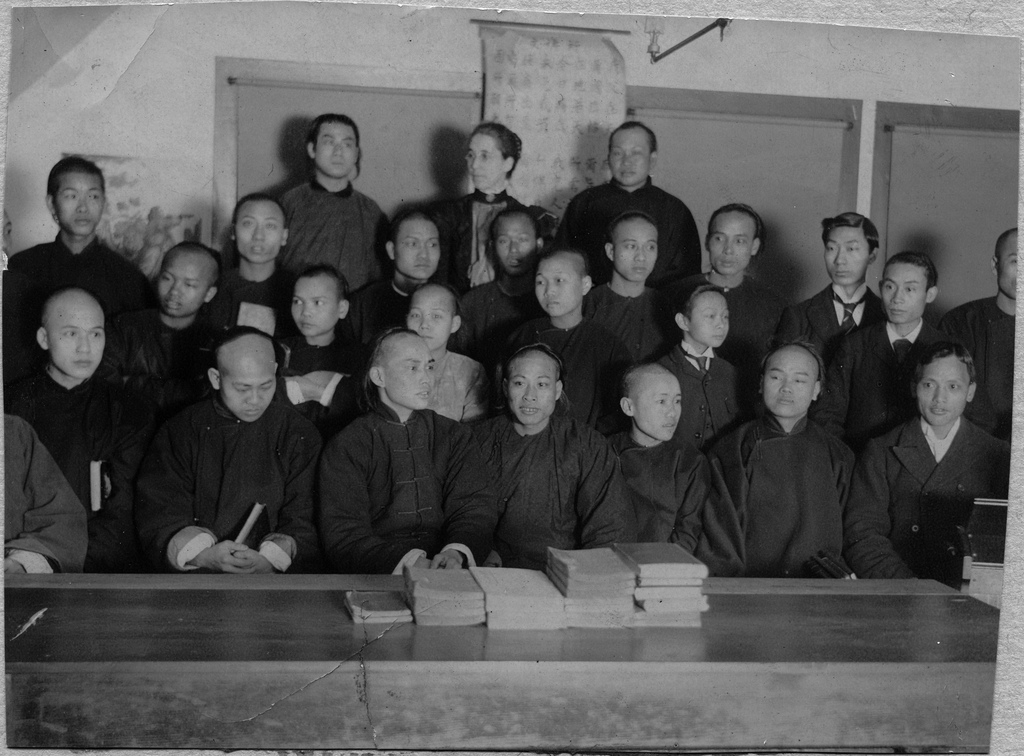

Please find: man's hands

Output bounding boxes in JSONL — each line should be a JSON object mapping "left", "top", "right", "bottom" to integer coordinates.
{"left": 430, "top": 549, "right": 466, "bottom": 570}
{"left": 189, "top": 541, "right": 275, "bottom": 573}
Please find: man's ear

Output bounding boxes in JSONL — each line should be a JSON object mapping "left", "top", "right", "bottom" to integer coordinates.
{"left": 450, "top": 314, "right": 462, "bottom": 335}
{"left": 554, "top": 380, "right": 564, "bottom": 401}
{"left": 925, "top": 286, "right": 938, "bottom": 304}
{"left": 966, "top": 382, "right": 977, "bottom": 404}
{"left": 45, "top": 195, "right": 57, "bottom": 223}
{"left": 207, "top": 367, "right": 221, "bottom": 391}
{"left": 203, "top": 285, "right": 218, "bottom": 305}
{"left": 280, "top": 228, "right": 289, "bottom": 247}
{"left": 605, "top": 242, "right": 615, "bottom": 262}
{"left": 306, "top": 142, "right": 317, "bottom": 161}
{"left": 368, "top": 365, "right": 386, "bottom": 389}
{"left": 811, "top": 380, "right": 822, "bottom": 402}
{"left": 675, "top": 312, "right": 689, "bottom": 333}
{"left": 36, "top": 326, "right": 49, "bottom": 351}
{"left": 385, "top": 241, "right": 396, "bottom": 262}
{"left": 581, "top": 275, "right": 593, "bottom": 297}
{"left": 619, "top": 396, "right": 635, "bottom": 417}
{"left": 750, "top": 237, "right": 762, "bottom": 258}
{"left": 648, "top": 151, "right": 658, "bottom": 174}
{"left": 337, "top": 299, "right": 351, "bottom": 321}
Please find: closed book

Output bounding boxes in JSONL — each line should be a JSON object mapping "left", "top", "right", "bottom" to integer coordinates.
{"left": 612, "top": 542, "right": 709, "bottom": 580}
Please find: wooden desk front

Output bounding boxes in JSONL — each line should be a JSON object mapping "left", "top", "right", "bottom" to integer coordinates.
{"left": 5, "top": 574, "right": 998, "bottom": 751}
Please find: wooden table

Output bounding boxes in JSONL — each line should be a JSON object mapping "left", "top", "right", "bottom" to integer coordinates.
{"left": 5, "top": 574, "right": 998, "bottom": 751}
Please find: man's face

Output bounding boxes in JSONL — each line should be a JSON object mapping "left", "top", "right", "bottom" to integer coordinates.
{"left": 209, "top": 336, "right": 278, "bottom": 422}
{"left": 388, "top": 218, "right": 440, "bottom": 285}
{"left": 760, "top": 345, "right": 821, "bottom": 427}
{"left": 493, "top": 214, "right": 540, "bottom": 278}
{"left": 504, "top": 350, "right": 562, "bottom": 435}
{"left": 676, "top": 291, "right": 729, "bottom": 351}
{"left": 608, "top": 128, "right": 656, "bottom": 191}
{"left": 291, "top": 274, "right": 347, "bottom": 346}
{"left": 606, "top": 218, "right": 658, "bottom": 285}
{"left": 372, "top": 334, "right": 435, "bottom": 416}
{"left": 234, "top": 199, "right": 288, "bottom": 266}
{"left": 47, "top": 171, "right": 105, "bottom": 242}
{"left": 994, "top": 230, "right": 1017, "bottom": 302}
{"left": 308, "top": 122, "right": 359, "bottom": 183}
{"left": 880, "top": 262, "right": 936, "bottom": 326}
{"left": 535, "top": 254, "right": 591, "bottom": 320}
{"left": 706, "top": 211, "right": 761, "bottom": 279}
{"left": 407, "top": 288, "right": 460, "bottom": 353}
{"left": 916, "top": 354, "right": 976, "bottom": 435}
{"left": 824, "top": 226, "right": 876, "bottom": 289}
{"left": 37, "top": 291, "right": 105, "bottom": 389}
{"left": 157, "top": 252, "right": 218, "bottom": 323}
{"left": 623, "top": 371, "right": 681, "bottom": 447}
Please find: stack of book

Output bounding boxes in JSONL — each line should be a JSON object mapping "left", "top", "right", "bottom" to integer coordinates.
{"left": 546, "top": 547, "right": 636, "bottom": 628}
{"left": 344, "top": 590, "right": 413, "bottom": 625}
{"left": 613, "top": 542, "right": 709, "bottom": 627}
{"left": 403, "top": 566, "right": 486, "bottom": 626}
{"left": 469, "top": 567, "right": 567, "bottom": 630}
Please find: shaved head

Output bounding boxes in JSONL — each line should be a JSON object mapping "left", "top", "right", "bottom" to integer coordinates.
{"left": 410, "top": 282, "right": 458, "bottom": 314}
{"left": 215, "top": 332, "right": 276, "bottom": 375}
{"left": 620, "top": 362, "right": 675, "bottom": 400}
{"left": 209, "top": 330, "right": 278, "bottom": 422}
{"left": 41, "top": 286, "right": 104, "bottom": 329}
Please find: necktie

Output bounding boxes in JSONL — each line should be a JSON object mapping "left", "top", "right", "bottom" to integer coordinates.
{"left": 892, "top": 338, "right": 912, "bottom": 364}
{"left": 695, "top": 356, "right": 709, "bottom": 373}
{"left": 832, "top": 290, "right": 864, "bottom": 333}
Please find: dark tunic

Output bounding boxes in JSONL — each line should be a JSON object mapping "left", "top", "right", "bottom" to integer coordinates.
{"left": 664, "top": 273, "right": 787, "bottom": 413}
{"left": 9, "top": 234, "right": 154, "bottom": 323}
{"left": 475, "top": 414, "right": 637, "bottom": 570}
{"left": 205, "top": 268, "right": 297, "bottom": 338}
{"left": 454, "top": 280, "right": 544, "bottom": 374}
{"left": 812, "top": 320, "right": 943, "bottom": 453}
{"left": 583, "top": 284, "right": 674, "bottom": 362}
{"left": 843, "top": 418, "right": 1010, "bottom": 585}
{"left": 345, "top": 279, "right": 413, "bottom": 345}
{"left": 697, "top": 416, "right": 854, "bottom": 578}
{"left": 136, "top": 398, "right": 322, "bottom": 572}
{"left": 658, "top": 345, "right": 742, "bottom": 451}
{"left": 506, "top": 317, "right": 632, "bottom": 433}
{"left": 7, "top": 373, "right": 154, "bottom": 572}
{"left": 280, "top": 335, "right": 363, "bottom": 440}
{"left": 4, "top": 414, "right": 88, "bottom": 573}
{"left": 775, "top": 285, "right": 886, "bottom": 367}
{"left": 278, "top": 181, "right": 388, "bottom": 293}
{"left": 429, "top": 192, "right": 557, "bottom": 294}
{"left": 940, "top": 297, "right": 1014, "bottom": 441}
{"left": 556, "top": 178, "right": 701, "bottom": 288}
{"left": 318, "top": 406, "right": 498, "bottom": 574}
{"left": 609, "top": 432, "right": 710, "bottom": 550}
{"left": 100, "top": 308, "right": 217, "bottom": 421}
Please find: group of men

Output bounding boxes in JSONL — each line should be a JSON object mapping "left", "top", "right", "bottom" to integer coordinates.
{"left": 2, "top": 114, "right": 1014, "bottom": 587}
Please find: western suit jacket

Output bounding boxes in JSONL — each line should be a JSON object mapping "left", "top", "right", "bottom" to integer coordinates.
{"left": 775, "top": 285, "right": 886, "bottom": 366}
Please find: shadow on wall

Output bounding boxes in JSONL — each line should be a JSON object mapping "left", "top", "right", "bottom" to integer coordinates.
{"left": 428, "top": 125, "right": 470, "bottom": 203}
{"left": 751, "top": 217, "right": 807, "bottom": 304}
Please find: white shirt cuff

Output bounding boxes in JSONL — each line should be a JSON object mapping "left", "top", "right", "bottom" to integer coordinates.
{"left": 259, "top": 539, "right": 292, "bottom": 572}
{"left": 392, "top": 548, "right": 428, "bottom": 575}
{"left": 7, "top": 550, "right": 54, "bottom": 574}
{"left": 174, "top": 531, "right": 217, "bottom": 571}
{"left": 319, "top": 373, "right": 344, "bottom": 407}
{"left": 285, "top": 378, "right": 304, "bottom": 405}
{"left": 441, "top": 543, "right": 476, "bottom": 568}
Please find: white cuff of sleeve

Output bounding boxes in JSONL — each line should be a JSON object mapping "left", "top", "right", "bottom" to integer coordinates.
{"left": 441, "top": 543, "right": 476, "bottom": 568}
{"left": 259, "top": 540, "right": 292, "bottom": 572}
{"left": 175, "top": 531, "right": 217, "bottom": 571}
{"left": 392, "top": 548, "right": 428, "bottom": 575}
{"left": 285, "top": 378, "right": 304, "bottom": 405}
{"left": 8, "top": 550, "right": 54, "bottom": 574}
{"left": 319, "top": 373, "right": 344, "bottom": 407}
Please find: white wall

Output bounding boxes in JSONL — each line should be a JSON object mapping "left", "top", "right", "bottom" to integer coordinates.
{"left": 4, "top": 1, "right": 1019, "bottom": 253}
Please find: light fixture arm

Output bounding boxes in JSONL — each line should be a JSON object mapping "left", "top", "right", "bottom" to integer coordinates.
{"left": 649, "top": 18, "right": 730, "bottom": 63}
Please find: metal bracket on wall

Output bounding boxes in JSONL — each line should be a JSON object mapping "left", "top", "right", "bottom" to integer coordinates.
{"left": 648, "top": 18, "right": 730, "bottom": 64}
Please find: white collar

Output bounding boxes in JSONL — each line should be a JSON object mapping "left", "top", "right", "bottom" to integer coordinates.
{"left": 886, "top": 319, "right": 924, "bottom": 345}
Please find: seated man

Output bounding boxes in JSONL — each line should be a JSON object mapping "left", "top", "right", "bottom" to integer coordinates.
{"left": 136, "top": 327, "right": 322, "bottom": 573}
{"left": 843, "top": 342, "right": 1011, "bottom": 585}
{"left": 697, "top": 341, "right": 855, "bottom": 577}
{"left": 407, "top": 282, "right": 488, "bottom": 422}
{"left": 776, "top": 212, "right": 886, "bottom": 366}
{"left": 583, "top": 211, "right": 674, "bottom": 362}
{"left": 281, "top": 265, "right": 362, "bottom": 439}
{"left": 609, "top": 363, "right": 711, "bottom": 549}
{"left": 474, "top": 344, "right": 636, "bottom": 570}
{"left": 939, "top": 227, "right": 1016, "bottom": 441}
{"left": 206, "top": 193, "right": 296, "bottom": 337}
{"left": 5, "top": 414, "right": 88, "bottom": 574}
{"left": 506, "top": 247, "right": 631, "bottom": 432}
{"left": 346, "top": 208, "right": 440, "bottom": 344}
{"left": 556, "top": 121, "right": 701, "bottom": 287}
{"left": 318, "top": 328, "right": 497, "bottom": 574}
{"left": 101, "top": 242, "right": 221, "bottom": 422}
{"left": 7, "top": 287, "right": 154, "bottom": 572}
{"left": 812, "top": 251, "right": 944, "bottom": 452}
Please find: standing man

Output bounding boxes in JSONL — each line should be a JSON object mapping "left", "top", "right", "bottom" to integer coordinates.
{"left": 939, "top": 227, "right": 1016, "bottom": 441}
{"left": 556, "top": 121, "right": 701, "bottom": 288}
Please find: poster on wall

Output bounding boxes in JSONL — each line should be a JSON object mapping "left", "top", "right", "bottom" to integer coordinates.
{"left": 78, "top": 153, "right": 204, "bottom": 279}
{"left": 479, "top": 25, "right": 627, "bottom": 214}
